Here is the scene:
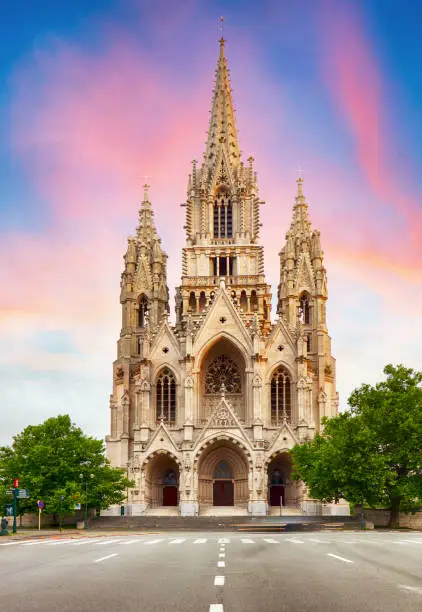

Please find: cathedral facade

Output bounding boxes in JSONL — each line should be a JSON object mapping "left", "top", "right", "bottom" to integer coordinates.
{"left": 106, "top": 38, "right": 338, "bottom": 517}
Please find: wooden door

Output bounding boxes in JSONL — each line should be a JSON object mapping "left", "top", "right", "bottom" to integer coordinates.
{"left": 163, "top": 486, "right": 178, "bottom": 506}
{"left": 213, "top": 480, "right": 234, "bottom": 506}
{"left": 270, "top": 485, "right": 285, "bottom": 506}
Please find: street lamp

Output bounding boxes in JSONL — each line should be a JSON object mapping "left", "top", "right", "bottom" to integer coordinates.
{"left": 79, "top": 473, "right": 94, "bottom": 530}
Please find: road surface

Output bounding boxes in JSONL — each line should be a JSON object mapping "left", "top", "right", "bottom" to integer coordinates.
{"left": 1, "top": 531, "right": 421, "bottom": 611}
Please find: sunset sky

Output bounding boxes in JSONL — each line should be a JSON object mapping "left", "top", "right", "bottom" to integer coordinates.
{"left": 1, "top": 0, "right": 421, "bottom": 445}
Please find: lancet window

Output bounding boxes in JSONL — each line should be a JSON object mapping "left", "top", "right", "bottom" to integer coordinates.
{"left": 299, "top": 293, "right": 310, "bottom": 324}
{"left": 213, "top": 198, "right": 233, "bottom": 238}
{"left": 205, "top": 355, "right": 241, "bottom": 394}
{"left": 214, "top": 461, "right": 233, "bottom": 479}
{"left": 138, "top": 295, "right": 149, "bottom": 327}
{"left": 271, "top": 367, "right": 292, "bottom": 424}
{"left": 156, "top": 368, "right": 177, "bottom": 424}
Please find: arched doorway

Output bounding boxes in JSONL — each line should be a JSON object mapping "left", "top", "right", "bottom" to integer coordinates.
{"left": 267, "top": 453, "right": 293, "bottom": 507}
{"left": 145, "top": 454, "right": 179, "bottom": 508}
{"left": 197, "top": 440, "right": 249, "bottom": 510}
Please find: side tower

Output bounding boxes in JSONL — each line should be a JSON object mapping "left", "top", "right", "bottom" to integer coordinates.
{"left": 278, "top": 177, "right": 338, "bottom": 426}
{"left": 175, "top": 38, "right": 272, "bottom": 333}
{"left": 106, "top": 185, "right": 169, "bottom": 468}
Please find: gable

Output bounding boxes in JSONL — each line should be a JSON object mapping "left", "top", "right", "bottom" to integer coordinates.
{"left": 295, "top": 253, "right": 315, "bottom": 293}
{"left": 144, "top": 421, "right": 179, "bottom": 456}
{"left": 150, "top": 321, "right": 181, "bottom": 363}
{"left": 134, "top": 255, "right": 152, "bottom": 294}
{"left": 192, "top": 287, "right": 252, "bottom": 357}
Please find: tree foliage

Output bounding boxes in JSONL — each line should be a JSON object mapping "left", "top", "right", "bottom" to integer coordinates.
{"left": 291, "top": 365, "right": 422, "bottom": 527}
{"left": 0, "top": 415, "right": 133, "bottom": 518}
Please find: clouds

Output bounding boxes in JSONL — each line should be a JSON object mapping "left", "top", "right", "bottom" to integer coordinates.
{"left": 0, "top": 1, "right": 421, "bottom": 444}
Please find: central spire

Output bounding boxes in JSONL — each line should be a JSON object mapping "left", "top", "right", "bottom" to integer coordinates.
{"left": 204, "top": 36, "right": 241, "bottom": 170}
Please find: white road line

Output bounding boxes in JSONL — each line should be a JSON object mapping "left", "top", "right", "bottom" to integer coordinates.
{"left": 398, "top": 584, "right": 422, "bottom": 596}
{"left": 21, "top": 540, "right": 50, "bottom": 546}
{"left": 401, "top": 540, "right": 422, "bottom": 545}
{"left": 169, "top": 538, "right": 186, "bottom": 545}
{"left": 218, "top": 561, "right": 225, "bottom": 568}
{"left": 0, "top": 541, "right": 27, "bottom": 546}
{"left": 240, "top": 538, "right": 254, "bottom": 544}
{"left": 218, "top": 538, "right": 230, "bottom": 544}
{"left": 327, "top": 553, "right": 354, "bottom": 564}
{"left": 94, "top": 539, "right": 122, "bottom": 546}
{"left": 46, "top": 539, "right": 75, "bottom": 545}
{"left": 219, "top": 553, "right": 225, "bottom": 558}
{"left": 144, "top": 539, "right": 164, "bottom": 545}
{"left": 209, "top": 605, "right": 224, "bottom": 612}
{"left": 72, "top": 538, "right": 102, "bottom": 545}
{"left": 120, "top": 539, "right": 142, "bottom": 545}
{"left": 286, "top": 538, "right": 304, "bottom": 544}
{"left": 214, "top": 576, "right": 225, "bottom": 586}
{"left": 94, "top": 553, "right": 118, "bottom": 564}
{"left": 307, "top": 538, "right": 323, "bottom": 543}
{"left": 263, "top": 538, "right": 279, "bottom": 544}
{"left": 193, "top": 538, "right": 208, "bottom": 544}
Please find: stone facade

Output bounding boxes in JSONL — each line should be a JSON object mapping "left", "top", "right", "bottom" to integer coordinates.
{"left": 106, "top": 38, "right": 338, "bottom": 516}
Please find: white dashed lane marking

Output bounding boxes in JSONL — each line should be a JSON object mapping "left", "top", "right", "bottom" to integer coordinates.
{"left": 93, "top": 553, "right": 118, "bottom": 564}
{"left": 193, "top": 538, "right": 208, "bottom": 544}
{"left": 398, "top": 584, "right": 422, "bottom": 596}
{"left": 219, "top": 553, "right": 225, "bottom": 558}
{"left": 169, "top": 538, "right": 186, "bottom": 545}
{"left": 46, "top": 539, "right": 75, "bottom": 546}
{"left": 94, "top": 539, "right": 122, "bottom": 546}
{"left": 144, "top": 539, "right": 164, "bottom": 545}
{"left": 263, "top": 538, "right": 279, "bottom": 544}
{"left": 120, "top": 539, "right": 142, "bottom": 545}
{"left": 209, "top": 605, "right": 224, "bottom": 612}
{"left": 218, "top": 538, "right": 230, "bottom": 544}
{"left": 327, "top": 553, "right": 354, "bottom": 564}
{"left": 218, "top": 561, "right": 225, "bottom": 567}
{"left": 240, "top": 538, "right": 254, "bottom": 544}
{"left": 214, "top": 575, "right": 225, "bottom": 586}
{"left": 285, "top": 538, "right": 304, "bottom": 544}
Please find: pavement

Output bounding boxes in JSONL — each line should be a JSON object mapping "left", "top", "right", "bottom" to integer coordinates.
{"left": 1, "top": 531, "right": 422, "bottom": 611}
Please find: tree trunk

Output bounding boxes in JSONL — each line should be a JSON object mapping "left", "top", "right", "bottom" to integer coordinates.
{"left": 387, "top": 497, "right": 401, "bottom": 529}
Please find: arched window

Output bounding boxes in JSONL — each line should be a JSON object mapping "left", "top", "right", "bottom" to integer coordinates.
{"left": 240, "top": 290, "right": 247, "bottom": 312}
{"left": 213, "top": 198, "right": 233, "bottom": 238}
{"left": 299, "top": 293, "right": 310, "bottom": 324}
{"left": 199, "top": 291, "right": 207, "bottom": 312}
{"left": 271, "top": 367, "right": 291, "bottom": 424}
{"left": 205, "top": 355, "right": 241, "bottom": 394}
{"left": 156, "top": 368, "right": 177, "bottom": 424}
{"left": 188, "top": 291, "right": 197, "bottom": 313}
{"left": 138, "top": 295, "right": 148, "bottom": 327}
{"left": 214, "top": 460, "right": 233, "bottom": 479}
{"left": 250, "top": 290, "right": 258, "bottom": 312}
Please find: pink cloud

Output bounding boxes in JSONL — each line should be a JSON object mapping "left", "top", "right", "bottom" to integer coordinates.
{"left": 318, "top": 1, "right": 422, "bottom": 262}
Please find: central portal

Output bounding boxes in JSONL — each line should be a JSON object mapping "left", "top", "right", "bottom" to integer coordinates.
{"left": 213, "top": 480, "right": 234, "bottom": 506}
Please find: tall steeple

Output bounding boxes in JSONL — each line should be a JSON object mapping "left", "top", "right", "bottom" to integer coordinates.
{"left": 204, "top": 37, "right": 241, "bottom": 171}
{"left": 176, "top": 35, "right": 272, "bottom": 333}
{"left": 118, "top": 186, "right": 169, "bottom": 360}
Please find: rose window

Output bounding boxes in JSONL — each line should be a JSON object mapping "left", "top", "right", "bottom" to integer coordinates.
{"left": 205, "top": 355, "right": 241, "bottom": 394}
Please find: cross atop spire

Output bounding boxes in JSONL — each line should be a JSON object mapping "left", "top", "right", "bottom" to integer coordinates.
{"left": 204, "top": 31, "right": 241, "bottom": 170}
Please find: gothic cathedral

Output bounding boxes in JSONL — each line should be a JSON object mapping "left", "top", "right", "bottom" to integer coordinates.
{"left": 106, "top": 38, "right": 339, "bottom": 517}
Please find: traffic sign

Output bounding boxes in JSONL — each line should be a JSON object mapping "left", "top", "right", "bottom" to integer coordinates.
{"left": 37, "top": 500, "right": 45, "bottom": 510}
{"left": 5, "top": 490, "right": 13, "bottom": 496}
{"left": 13, "top": 478, "right": 19, "bottom": 488}
{"left": 17, "top": 489, "right": 30, "bottom": 499}
{"left": 5, "top": 504, "right": 13, "bottom": 516}
{"left": 75, "top": 503, "right": 81, "bottom": 510}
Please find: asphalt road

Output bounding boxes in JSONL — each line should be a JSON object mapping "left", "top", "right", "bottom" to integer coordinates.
{"left": 1, "top": 531, "right": 421, "bottom": 611}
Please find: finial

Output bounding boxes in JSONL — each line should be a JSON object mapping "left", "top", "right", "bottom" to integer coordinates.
{"left": 219, "top": 16, "right": 225, "bottom": 40}
{"left": 143, "top": 183, "right": 150, "bottom": 202}
{"left": 296, "top": 175, "right": 304, "bottom": 199}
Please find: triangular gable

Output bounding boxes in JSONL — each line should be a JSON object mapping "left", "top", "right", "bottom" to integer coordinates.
{"left": 267, "top": 421, "right": 300, "bottom": 453}
{"left": 193, "top": 287, "right": 252, "bottom": 355}
{"left": 209, "top": 147, "right": 235, "bottom": 194}
{"left": 195, "top": 393, "right": 251, "bottom": 449}
{"left": 265, "top": 317, "right": 296, "bottom": 354}
{"left": 144, "top": 421, "right": 179, "bottom": 456}
{"left": 149, "top": 318, "right": 182, "bottom": 361}
{"left": 295, "top": 253, "right": 315, "bottom": 293}
{"left": 134, "top": 255, "right": 152, "bottom": 293}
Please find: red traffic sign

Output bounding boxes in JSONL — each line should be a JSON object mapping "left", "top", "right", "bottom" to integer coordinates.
{"left": 37, "top": 500, "right": 45, "bottom": 510}
{"left": 13, "top": 478, "right": 19, "bottom": 488}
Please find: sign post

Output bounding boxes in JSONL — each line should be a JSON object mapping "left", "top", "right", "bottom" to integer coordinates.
{"left": 37, "top": 500, "right": 44, "bottom": 531}
{"left": 12, "top": 483, "right": 18, "bottom": 534}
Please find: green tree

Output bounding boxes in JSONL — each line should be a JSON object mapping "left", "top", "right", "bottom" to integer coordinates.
{"left": 291, "top": 365, "right": 422, "bottom": 528}
{"left": 0, "top": 415, "right": 133, "bottom": 522}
